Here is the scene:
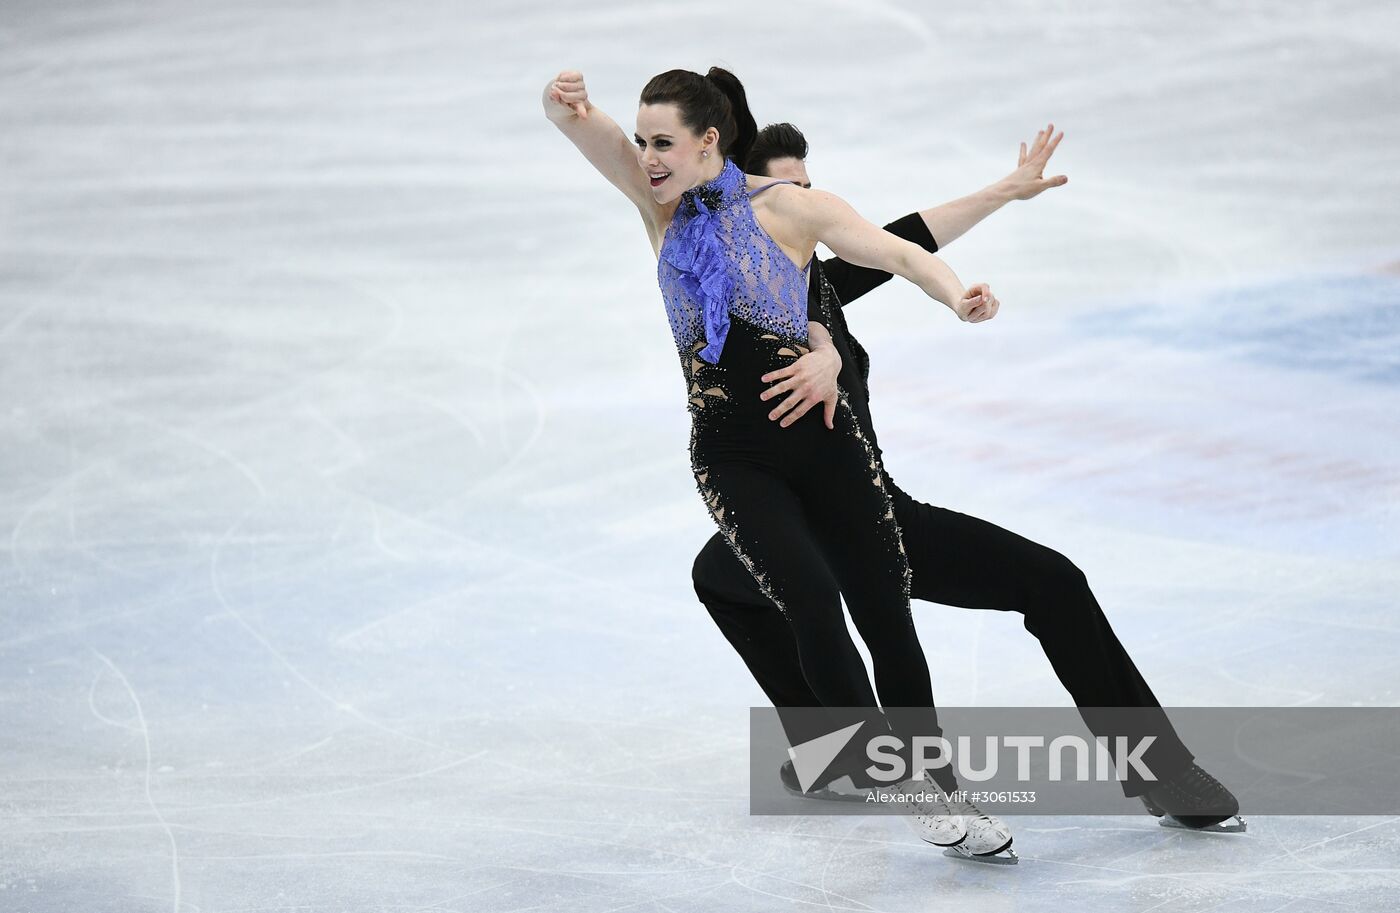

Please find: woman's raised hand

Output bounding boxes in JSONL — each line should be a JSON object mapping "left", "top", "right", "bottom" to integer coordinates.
{"left": 544, "top": 70, "right": 590, "bottom": 120}
{"left": 955, "top": 283, "right": 1000, "bottom": 323}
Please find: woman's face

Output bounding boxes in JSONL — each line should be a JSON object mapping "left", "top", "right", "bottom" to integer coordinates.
{"left": 634, "top": 102, "right": 720, "bottom": 204}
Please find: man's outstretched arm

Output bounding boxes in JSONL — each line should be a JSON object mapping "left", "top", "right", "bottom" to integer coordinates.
{"left": 822, "top": 124, "right": 1067, "bottom": 308}
{"left": 819, "top": 213, "right": 937, "bottom": 306}
{"left": 920, "top": 124, "right": 1067, "bottom": 248}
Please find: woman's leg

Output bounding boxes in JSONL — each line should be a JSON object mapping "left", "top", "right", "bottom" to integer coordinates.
{"left": 687, "top": 317, "right": 941, "bottom": 787}
{"left": 692, "top": 533, "right": 821, "bottom": 708}
{"left": 801, "top": 465, "right": 928, "bottom": 710}
{"left": 792, "top": 393, "right": 957, "bottom": 791}
{"left": 692, "top": 460, "right": 878, "bottom": 709}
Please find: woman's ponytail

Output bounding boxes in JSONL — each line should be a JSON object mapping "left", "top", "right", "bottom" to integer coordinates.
{"left": 640, "top": 66, "right": 758, "bottom": 169}
{"left": 703, "top": 67, "right": 757, "bottom": 170}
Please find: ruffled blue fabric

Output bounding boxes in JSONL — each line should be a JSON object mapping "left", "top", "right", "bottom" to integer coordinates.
{"left": 660, "top": 193, "right": 733, "bottom": 363}
{"left": 657, "top": 158, "right": 809, "bottom": 368}
{"left": 659, "top": 160, "right": 747, "bottom": 364}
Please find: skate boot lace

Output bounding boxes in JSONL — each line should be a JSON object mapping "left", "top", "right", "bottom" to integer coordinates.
{"left": 1181, "top": 765, "right": 1224, "bottom": 793}
{"left": 1163, "top": 765, "right": 1230, "bottom": 809}
{"left": 1144, "top": 763, "right": 1239, "bottom": 819}
{"left": 948, "top": 797, "right": 1002, "bottom": 832}
{"left": 946, "top": 797, "right": 1015, "bottom": 856}
{"left": 908, "top": 791, "right": 955, "bottom": 825}
{"left": 950, "top": 797, "right": 986, "bottom": 820}
{"left": 878, "top": 779, "right": 965, "bottom": 846}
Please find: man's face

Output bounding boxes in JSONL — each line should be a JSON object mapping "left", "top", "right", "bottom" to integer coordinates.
{"left": 763, "top": 156, "right": 811, "bottom": 188}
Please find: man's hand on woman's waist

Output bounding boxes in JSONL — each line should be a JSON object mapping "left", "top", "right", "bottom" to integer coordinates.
{"left": 759, "top": 322, "right": 842, "bottom": 430}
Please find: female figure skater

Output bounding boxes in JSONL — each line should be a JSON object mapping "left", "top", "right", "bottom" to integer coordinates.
{"left": 698, "top": 121, "right": 1245, "bottom": 834}
{"left": 543, "top": 67, "right": 1016, "bottom": 863}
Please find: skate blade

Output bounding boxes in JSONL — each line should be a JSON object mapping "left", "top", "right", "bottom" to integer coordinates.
{"left": 1159, "top": 815, "right": 1247, "bottom": 834}
{"left": 943, "top": 844, "right": 1019, "bottom": 865}
{"left": 782, "top": 776, "right": 873, "bottom": 803}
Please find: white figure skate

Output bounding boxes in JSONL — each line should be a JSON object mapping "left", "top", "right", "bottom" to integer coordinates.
{"left": 878, "top": 774, "right": 1018, "bottom": 865}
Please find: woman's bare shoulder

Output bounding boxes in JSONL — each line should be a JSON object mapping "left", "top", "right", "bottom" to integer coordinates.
{"left": 750, "top": 179, "right": 822, "bottom": 213}
{"left": 750, "top": 180, "right": 824, "bottom": 231}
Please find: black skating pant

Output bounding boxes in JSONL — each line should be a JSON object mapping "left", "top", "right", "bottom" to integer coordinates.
{"left": 692, "top": 386, "right": 1195, "bottom": 798}
{"left": 685, "top": 316, "right": 951, "bottom": 790}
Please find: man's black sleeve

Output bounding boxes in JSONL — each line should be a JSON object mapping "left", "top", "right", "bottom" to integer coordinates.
{"left": 820, "top": 212, "right": 938, "bottom": 308}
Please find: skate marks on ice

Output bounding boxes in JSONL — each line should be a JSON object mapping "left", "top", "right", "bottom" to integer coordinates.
{"left": 869, "top": 263, "right": 1400, "bottom": 704}
{"left": 5, "top": 0, "right": 1400, "bottom": 909}
{"left": 878, "top": 265, "right": 1400, "bottom": 557}
{"left": 1034, "top": 817, "right": 1400, "bottom": 910}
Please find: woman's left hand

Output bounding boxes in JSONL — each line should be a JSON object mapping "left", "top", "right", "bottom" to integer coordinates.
{"left": 956, "top": 283, "right": 1000, "bottom": 322}
{"left": 760, "top": 344, "right": 842, "bottom": 429}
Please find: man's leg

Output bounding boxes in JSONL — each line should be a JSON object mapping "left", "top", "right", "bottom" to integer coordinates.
{"left": 692, "top": 532, "right": 820, "bottom": 709}
{"left": 884, "top": 474, "right": 1194, "bottom": 795}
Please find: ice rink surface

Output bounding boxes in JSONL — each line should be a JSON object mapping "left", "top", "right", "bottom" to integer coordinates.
{"left": 3, "top": 0, "right": 1399, "bottom": 909}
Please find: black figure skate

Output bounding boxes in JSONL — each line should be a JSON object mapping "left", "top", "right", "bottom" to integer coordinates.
{"left": 1140, "top": 763, "right": 1247, "bottom": 833}
{"left": 778, "top": 759, "right": 872, "bottom": 802}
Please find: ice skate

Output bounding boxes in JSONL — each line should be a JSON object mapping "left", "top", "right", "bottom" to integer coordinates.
{"left": 874, "top": 773, "right": 1018, "bottom": 864}
{"left": 1140, "top": 763, "right": 1247, "bottom": 833}
{"left": 778, "top": 759, "right": 873, "bottom": 802}
{"left": 875, "top": 776, "right": 967, "bottom": 849}
{"left": 942, "top": 797, "right": 1018, "bottom": 865}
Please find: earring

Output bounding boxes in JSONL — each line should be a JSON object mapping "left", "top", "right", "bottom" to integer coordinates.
{"left": 702, "top": 150, "right": 709, "bottom": 157}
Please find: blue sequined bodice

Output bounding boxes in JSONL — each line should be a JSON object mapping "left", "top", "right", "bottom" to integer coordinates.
{"left": 658, "top": 158, "right": 811, "bottom": 365}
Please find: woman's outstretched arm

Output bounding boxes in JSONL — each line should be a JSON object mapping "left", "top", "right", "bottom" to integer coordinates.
{"left": 773, "top": 185, "right": 998, "bottom": 323}
{"left": 543, "top": 70, "right": 654, "bottom": 214}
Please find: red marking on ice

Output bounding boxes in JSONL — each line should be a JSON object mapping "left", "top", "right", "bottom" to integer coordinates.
{"left": 904, "top": 392, "right": 1398, "bottom": 521}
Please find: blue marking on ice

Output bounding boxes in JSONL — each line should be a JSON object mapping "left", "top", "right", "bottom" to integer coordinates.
{"left": 1079, "top": 272, "right": 1400, "bottom": 385}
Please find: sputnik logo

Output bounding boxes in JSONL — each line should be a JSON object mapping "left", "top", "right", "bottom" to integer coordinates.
{"left": 787, "top": 722, "right": 865, "bottom": 793}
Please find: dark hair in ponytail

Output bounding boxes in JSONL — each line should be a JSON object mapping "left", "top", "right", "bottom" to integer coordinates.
{"left": 639, "top": 66, "right": 758, "bottom": 169}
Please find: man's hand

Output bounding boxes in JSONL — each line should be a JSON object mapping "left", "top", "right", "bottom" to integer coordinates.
{"left": 1001, "top": 123, "right": 1067, "bottom": 201}
{"left": 759, "top": 330, "right": 842, "bottom": 429}
{"left": 912, "top": 125, "right": 1067, "bottom": 252}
